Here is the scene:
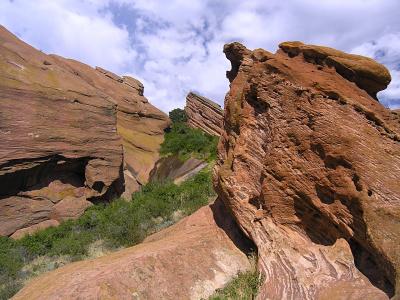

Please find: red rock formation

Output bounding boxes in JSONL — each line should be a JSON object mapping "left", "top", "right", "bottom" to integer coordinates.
{"left": 185, "top": 92, "right": 224, "bottom": 136}
{"left": 214, "top": 41, "right": 400, "bottom": 299}
{"left": 13, "top": 200, "right": 252, "bottom": 300}
{"left": 0, "top": 26, "right": 169, "bottom": 237}
{"left": 149, "top": 155, "right": 208, "bottom": 184}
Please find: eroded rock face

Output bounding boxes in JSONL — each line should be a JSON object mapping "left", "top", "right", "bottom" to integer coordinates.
{"left": 149, "top": 155, "right": 208, "bottom": 184}
{"left": 0, "top": 26, "right": 169, "bottom": 237}
{"left": 50, "top": 56, "right": 170, "bottom": 198}
{"left": 13, "top": 200, "right": 252, "bottom": 300}
{"left": 214, "top": 41, "right": 400, "bottom": 299}
{"left": 185, "top": 92, "right": 224, "bottom": 136}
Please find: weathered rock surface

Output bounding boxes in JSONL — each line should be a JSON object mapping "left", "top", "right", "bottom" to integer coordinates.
{"left": 279, "top": 41, "right": 391, "bottom": 99}
{"left": 0, "top": 26, "right": 169, "bottom": 237}
{"left": 13, "top": 199, "right": 252, "bottom": 300}
{"left": 214, "top": 41, "right": 400, "bottom": 299}
{"left": 149, "top": 155, "right": 208, "bottom": 184}
{"left": 185, "top": 92, "right": 224, "bottom": 136}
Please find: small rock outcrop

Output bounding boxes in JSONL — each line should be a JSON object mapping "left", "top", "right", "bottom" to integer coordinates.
{"left": 0, "top": 26, "right": 169, "bottom": 237}
{"left": 149, "top": 155, "right": 208, "bottom": 184}
{"left": 13, "top": 200, "right": 252, "bottom": 300}
{"left": 185, "top": 92, "right": 224, "bottom": 136}
{"left": 214, "top": 41, "right": 400, "bottom": 299}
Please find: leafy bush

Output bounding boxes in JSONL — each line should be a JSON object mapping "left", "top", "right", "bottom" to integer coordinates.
{"left": 160, "top": 122, "right": 218, "bottom": 161}
{"left": 209, "top": 254, "right": 262, "bottom": 300}
{"left": 169, "top": 108, "right": 187, "bottom": 123}
{"left": 0, "top": 169, "right": 215, "bottom": 298}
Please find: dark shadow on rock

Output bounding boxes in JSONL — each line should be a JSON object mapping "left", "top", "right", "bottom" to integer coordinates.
{"left": 210, "top": 197, "right": 256, "bottom": 255}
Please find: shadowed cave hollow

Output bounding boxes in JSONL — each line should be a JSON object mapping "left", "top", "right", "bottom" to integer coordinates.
{"left": 0, "top": 155, "right": 90, "bottom": 199}
{"left": 293, "top": 191, "right": 395, "bottom": 298}
{"left": 0, "top": 155, "right": 124, "bottom": 204}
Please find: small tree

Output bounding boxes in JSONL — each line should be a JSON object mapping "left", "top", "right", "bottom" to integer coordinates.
{"left": 169, "top": 108, "right": 187, "bottom": 123}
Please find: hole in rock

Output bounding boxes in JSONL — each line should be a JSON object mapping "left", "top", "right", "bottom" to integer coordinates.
{"left": 246, "top": 85, "right": 269, "bottom": 116}
{"left": 315, "top": 184, "right": 335, "bottom": 204}
{"left": 311, "top": 143, "right": 326, "bottom": 159}
{"left": 352, "top": 174, "right": 363, "bottom": 192}
{"left": 324, "top": 155, "right": 352, "bottom": 169}
{"left": 249, "top": 196, "right": 262, "bottom": 209}
{"left": 92, "top": 181, "right": 105, "bottom": 193}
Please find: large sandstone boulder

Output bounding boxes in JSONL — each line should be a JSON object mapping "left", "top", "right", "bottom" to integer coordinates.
{"left": 214, "top": 42, "right": 400, "bottom": 299}
{"left": 185, "top": 92, "right": 224, "bottom": 136}
{"left": 0, "top": 26, "right": 169, "bottom": 237}
{"left": 13, "top": 200, "right": 252, "bottom": 300}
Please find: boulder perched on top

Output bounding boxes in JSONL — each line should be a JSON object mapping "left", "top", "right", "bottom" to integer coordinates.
{"left": 279, "top": 41, "right": 391, "bottom": 99}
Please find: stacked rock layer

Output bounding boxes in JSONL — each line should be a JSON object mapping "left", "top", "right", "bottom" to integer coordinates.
{"left": 185, "top": 92, "right": 224, "bottom": 136}
{"left": 214, "top": 41, "right": 400, "bottom": 299}
{"left": 0, "top": 26, "right": 169, "bottom": 237}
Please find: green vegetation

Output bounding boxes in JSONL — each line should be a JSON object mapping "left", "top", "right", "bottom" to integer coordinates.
{"left": 0, "top": 107, "right": 221, "bottom": 299}
{"left": 161, "top": 122, "right": 219, "bottom": 161}
{"left": 0, "top": 169, "right": 215, "bottom": 299}
{"left": 169, "top": 108, "right": 187, "bottom": 123}
{"left": 209, "top": 255, "right": 262, "bottom": 300}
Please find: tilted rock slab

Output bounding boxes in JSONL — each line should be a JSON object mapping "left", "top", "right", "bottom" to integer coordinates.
{"left": 149, "top": 155, "right": 208, "bottom": 184}
{"left": 214, "top": 41, "right": 400, "bottom": 299}
{"left": 13, "top": 200, "right": 251, "bottom": 300}
{"left": 0, "top": 26, "right": 169, "bottom": 237}
{"left": 185, "top": 92, "right": 224, "bottom": 136}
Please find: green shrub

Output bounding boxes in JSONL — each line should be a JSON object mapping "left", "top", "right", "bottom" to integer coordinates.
{"left": 160, "top": 122, "right": 218, "bottom": 161}
{"left": 209, "top": 255, "right": 262, "bottom": 300}
{"left": 0, "top": 169, "right": 216, "bottom": 298}
{"left": 0, "top": 237, "right": 24, "bottom": 300}
{"left": 0, "top": 280, "right": 22, "bottom": 300}
{"left": 169, "top": 108, "right": 187, "bottom": 123}
{"left": 0, "top": 237, "right": 23, "bottom": 278}
{"left": 0, "top": 108, "right": 219, "bottom": 298}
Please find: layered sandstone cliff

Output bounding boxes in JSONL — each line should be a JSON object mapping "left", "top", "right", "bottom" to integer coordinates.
{"left": 185, "top": 92, "right": 223, "bottom": 136}
{"left": 0, "top": 26, "right": 169, "bottom": 237}
{"left": 214, "top": 41, "right": 400, "bottom": 299}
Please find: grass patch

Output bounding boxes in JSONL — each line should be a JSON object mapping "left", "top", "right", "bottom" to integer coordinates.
{"left": 0, "top": 168, "right": 215, "bottom": 299}
{"left": 161, "top": 122, "right": 219, "bottom": 161}
{"left": 209, "top": 254, "right": 262, "bottom": 300}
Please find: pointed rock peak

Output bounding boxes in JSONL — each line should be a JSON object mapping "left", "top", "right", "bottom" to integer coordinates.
{"left": 223, "top": 42, "right": 252, "bottom": 82}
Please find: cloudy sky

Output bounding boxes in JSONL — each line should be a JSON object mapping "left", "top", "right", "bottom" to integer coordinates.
{"left": 1, "top": 0, "right": 399, "bottom": 112}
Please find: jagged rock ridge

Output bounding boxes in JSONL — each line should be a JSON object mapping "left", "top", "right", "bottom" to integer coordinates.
{"left": 0, "top": 26, "right": 169, "bottom": 237}
{"left": 185, "top": 92, "right": 224, "bottom": 136}
{"left": 214, "top": 41, "right": 400, "bottom": 299}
